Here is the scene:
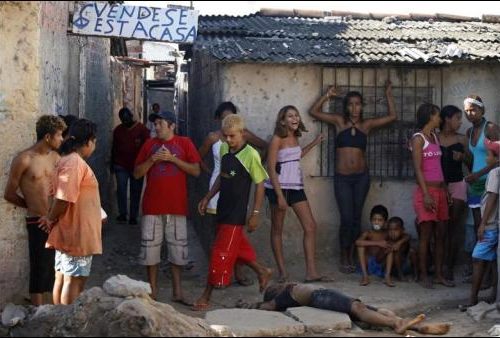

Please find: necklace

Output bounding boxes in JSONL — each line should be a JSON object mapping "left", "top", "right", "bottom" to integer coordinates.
{"left": 350, "top": 119, "right": 357, "bottom": 136}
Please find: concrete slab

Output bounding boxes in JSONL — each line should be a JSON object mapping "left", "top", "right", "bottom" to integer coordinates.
{"left": 285, "top": 306, "right": 351, "bottom": 334}
{"left": 489, "top": 324, "right": 500, "bottom": 337}
{"left": 103, "top": 275, "right": 151, "bottom": 298}
{"left": 1, "top": 303, "right": 27, "bottom": 327}
{"left": 205, "top": 309, "right": 305, "bottom": 337}
{"left": 467, "top": 302, "right": 500, "bottom": 322}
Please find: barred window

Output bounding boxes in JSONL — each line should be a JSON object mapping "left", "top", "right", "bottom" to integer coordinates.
{"left": 317, "top": 67, "right": 442, "bottom": 179}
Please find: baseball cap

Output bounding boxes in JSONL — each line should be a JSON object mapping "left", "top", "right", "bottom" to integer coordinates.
{"left": 148, "top": 111, "right": 184, "bottom": 123}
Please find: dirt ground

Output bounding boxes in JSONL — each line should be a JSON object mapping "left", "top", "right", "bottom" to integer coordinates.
{"left": 86, "top": 219, "right": 498, "bottom": 337}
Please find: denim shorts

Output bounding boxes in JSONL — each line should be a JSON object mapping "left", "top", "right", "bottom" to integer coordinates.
{"left": 55, "top": 250, "right": 93, "bottom": 277}
{"left": 472, "top": 229, "right": 498, "bottom": 262}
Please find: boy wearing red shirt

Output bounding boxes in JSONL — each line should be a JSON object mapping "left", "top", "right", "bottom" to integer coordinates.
{"left": 134, "top": 111, "right": 201, "bottom": 303}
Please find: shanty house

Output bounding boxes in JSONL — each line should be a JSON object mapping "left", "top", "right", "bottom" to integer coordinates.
{"left": 188, "top": 9, "right": 500, "bottom": 264}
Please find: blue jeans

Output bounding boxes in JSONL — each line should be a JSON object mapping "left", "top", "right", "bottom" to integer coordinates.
{"left": 334, "top": 171, "right": 371, "bottom": 249}
{"left": 114, "top": 164, "right": 143, "bottom": 220}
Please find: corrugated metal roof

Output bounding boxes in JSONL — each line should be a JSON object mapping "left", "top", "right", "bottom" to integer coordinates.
{"left": 194, "top": 13, "right": 500, "bottom": 64}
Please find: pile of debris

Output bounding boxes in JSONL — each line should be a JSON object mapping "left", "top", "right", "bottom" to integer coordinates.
{"left": 1, "top": 275, "right": 219, "bottom": 337}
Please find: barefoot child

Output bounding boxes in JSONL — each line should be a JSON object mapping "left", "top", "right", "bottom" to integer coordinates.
{"left": 387, "top": 217, "right": 417, "bottom": 281}
{"left": 356, "top": 205, "right": 395, "bottom": 287}
{"left": 194, "top": 114, "right": 272, "bottom": 310}
{"left": 439, "top": 105, "right": 468, "bottom": 281}
{"left": 238, "top": 282, "right": 450, "bottom": 335}
{"left": 460, "top": 139, "right": 500, "bottom": 310}
{"left": 411, "top": 103, "right": 454, "bottom": 289}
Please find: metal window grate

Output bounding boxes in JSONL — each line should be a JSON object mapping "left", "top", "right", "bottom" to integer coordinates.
{"left": 318, "top": 67, "right": 440, "bottom": 179}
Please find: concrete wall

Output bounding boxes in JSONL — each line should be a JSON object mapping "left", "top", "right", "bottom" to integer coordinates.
{"left": 0, "top": 1, "right": 114, "bottom": 306}
{"left": 39, "top": 2, "right": 70, "bottom": 116}
{"left": 202, "top": 62, "right": 500, "bottom": 270}
{"left": 82, "top": 37, "right": 113, "bottom": 212}
{"left": 188, "top": 51, "right": 224, "bottom": 255}
{"left": 442, "top": 64, "right": 500, "bottom": 127}
{"left": 0, "top": 1, "right": 43, "bottom": 306}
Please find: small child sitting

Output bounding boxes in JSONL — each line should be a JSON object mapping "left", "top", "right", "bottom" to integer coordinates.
{"left": 386, "top": 217, "right": 417, "bottom": 281}
{"left": 356, "top": 205, "right": 395, "bottom": 287}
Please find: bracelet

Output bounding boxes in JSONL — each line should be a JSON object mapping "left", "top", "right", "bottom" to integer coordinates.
{"left": 251, "top": 209, "right": 260, "bottom": 215}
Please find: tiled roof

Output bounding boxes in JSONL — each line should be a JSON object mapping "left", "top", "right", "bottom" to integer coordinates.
{"left": 194, "top": 11, "right": 500, "bottom": 64}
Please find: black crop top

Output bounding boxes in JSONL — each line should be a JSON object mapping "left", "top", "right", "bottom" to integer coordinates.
{"left": 336, "top": 127, "right": 367, "bottom": 151}
{"left": 440, "top": 143, "right": 465, "bottom": 183}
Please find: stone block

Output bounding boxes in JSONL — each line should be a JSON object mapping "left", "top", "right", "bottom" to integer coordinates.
{"left": 467, "top": 302, "right": 498, "bottom": 322}
{"left": 285, "top": 306, "right": 351, "bottom": 333}
{"left": 103, "top": 275, "right": 151, "bottom": 298}
{"left": 206, "top": 309, "right": 305, "bottom": 336}
{"left": 1, "top": 304, "right": 26, "bottom": 327}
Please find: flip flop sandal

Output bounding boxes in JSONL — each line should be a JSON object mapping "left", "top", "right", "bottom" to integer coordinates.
{"left": 172, "top": 298, "right": 194, "bottom": 307}
{"left": 192, "top": 302, "right": 211, "bottom": 311}
{"left": 304, "top": 276, "right": 335, "bottom": 283}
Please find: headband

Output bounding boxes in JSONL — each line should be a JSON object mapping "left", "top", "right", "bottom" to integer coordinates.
{"left": 464, "top": 97, "right": 484, "bottom": 108}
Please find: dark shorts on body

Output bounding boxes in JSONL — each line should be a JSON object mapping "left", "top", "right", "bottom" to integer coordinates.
{"left": 310, "top": 289, "right": 378, "bottom": 315}
{"left": 26, "top": 217, "right": 55, "bottom": 293}
{"left": 310, "top": 289, "right": 357, "bottom": 314}
{"left": 273, "top": 285, "right": 301, "bottom": 311}
{"left": 273, "top": 286, "right": 378, "bottom": 319}
{"left": 265, "top": 188, "right": 307, "bottom": 206}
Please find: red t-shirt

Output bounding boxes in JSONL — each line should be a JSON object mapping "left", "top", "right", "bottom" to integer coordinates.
{"left": 135, "top": 136, "right": 201, "bottom": 215}
{"left": 112, "top": 122, "right": 150, "bottom": 172}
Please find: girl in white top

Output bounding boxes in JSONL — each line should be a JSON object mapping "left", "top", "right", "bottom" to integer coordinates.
{"left": 266, "top": 105, "right": 331, "bottom": 283}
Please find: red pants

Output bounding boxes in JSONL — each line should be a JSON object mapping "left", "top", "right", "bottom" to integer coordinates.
{"left": 208, "top": 224, "right": 256, "bottom": 287}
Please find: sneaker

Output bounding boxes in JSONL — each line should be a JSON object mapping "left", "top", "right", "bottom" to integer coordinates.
{"left": 116, "top": 215, "right": 127, "bottom": 223}
{"left": 129, "top": 218, "right": 138, "bottom": 225}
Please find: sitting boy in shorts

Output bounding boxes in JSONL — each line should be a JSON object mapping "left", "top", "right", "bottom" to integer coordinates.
{"left": 356, "top": 205, "right": 395, "bottom": 287}
{"left": 386, "top": 217, "right": 417, "bottom": 281}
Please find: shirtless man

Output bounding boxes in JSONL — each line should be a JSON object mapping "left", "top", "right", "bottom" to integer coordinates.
{"left": 4, "top": 115, "right": 66, "bottom": 305}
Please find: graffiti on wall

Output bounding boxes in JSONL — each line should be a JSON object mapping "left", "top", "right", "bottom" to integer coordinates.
{"left": 72, "top": 3, "right": 199, "bottom": 43}
{"left": 0, "top": 93, "right": 7, "bottom": 121}
{"left": 449, "top": 78, "right": 480, "bottom": 99}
